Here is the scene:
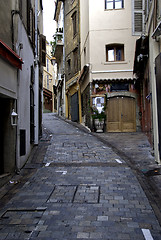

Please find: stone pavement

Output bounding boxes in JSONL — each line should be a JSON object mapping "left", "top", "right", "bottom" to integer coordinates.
{"left": 0, "top": 113, "right": 161, "bottom": 239}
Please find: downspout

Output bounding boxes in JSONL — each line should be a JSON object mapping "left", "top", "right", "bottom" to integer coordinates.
{"left": 34, "top": 0, "right": 39, "bottom": 145}
{"left": 16, "top": 68, "right": 20, "bottom": 173}
{"left": 11, "top": 9, "right": 21, "bottom": 172}
{"left": 11, "top": 10, "right": 20, "bottom": 51}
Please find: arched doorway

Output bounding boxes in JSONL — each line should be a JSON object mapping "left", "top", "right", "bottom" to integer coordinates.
{"left": 107, "top": 96, "right": 136, "bottom": 132}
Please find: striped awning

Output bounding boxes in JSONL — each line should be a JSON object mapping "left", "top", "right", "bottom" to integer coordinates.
{"left": 92, "top": 78, "right": 135, "bottom": 83}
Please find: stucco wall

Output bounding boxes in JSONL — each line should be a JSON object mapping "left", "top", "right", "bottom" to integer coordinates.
{"left": 0, "top": 1, "right": 12, "bottom": 48}
{"left": 0, "top": 58, "right": 17, "bottom": 99}
{"left": 17, "top": 17, "right": 35, "bottom": 168}
{"left": 88, "top": 0, "right": 137, "bottom": 80}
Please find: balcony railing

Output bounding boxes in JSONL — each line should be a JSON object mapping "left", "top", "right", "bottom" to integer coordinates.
{"left": 52, "top": 28, "right": 63, "bottom": 57}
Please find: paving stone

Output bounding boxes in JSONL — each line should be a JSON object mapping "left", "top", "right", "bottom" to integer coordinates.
{"left": 77, "top": 232, "right": 90, "bottom": 238}
{"left": 0, "top": 114, "right": 161, "bottom": 240}
{"left": 97, "top": 216, "right": 109, "bottom": 221}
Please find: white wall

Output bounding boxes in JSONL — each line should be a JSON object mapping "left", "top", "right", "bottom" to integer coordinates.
{"left": 17, "top": 17, "right": 35, "bottom": 168}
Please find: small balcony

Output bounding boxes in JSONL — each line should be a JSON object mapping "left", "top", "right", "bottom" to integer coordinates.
{"left": 52, "top": 28, "right": 63, "bottom": 62}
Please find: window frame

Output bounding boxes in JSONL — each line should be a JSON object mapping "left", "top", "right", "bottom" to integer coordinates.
{"left": 132, "top": 0, "right": 144, "bottom": 35}
{"left": 106, "top": 44, "right": 124, "bottom": 62}
{"left": 67, "top": 59, "right": 71, "bottom": 75}
{"left": 105, "top": 0, "right": 124, "bottom": 10}
{"left": 71, "top": 11, "right": 77, "bottom": 37}
{"left": 73, "top": 47, "right": 78, "bottom": 74}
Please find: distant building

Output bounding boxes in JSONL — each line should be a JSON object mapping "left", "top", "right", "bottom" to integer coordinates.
{"left": 53, "top": 0, "right": 65, "bottom": 117}
{"left": 43, "top": 42, "right": 56, "bottom": 113}
{"left": 79, "top": 0, "right": 140, "bottom": 132}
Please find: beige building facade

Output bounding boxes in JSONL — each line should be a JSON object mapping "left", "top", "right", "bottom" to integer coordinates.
{"left": 79, "top": 0, "right": 140, "bottom": 132}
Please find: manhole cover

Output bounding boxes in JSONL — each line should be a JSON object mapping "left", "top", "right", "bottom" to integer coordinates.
{"left": 47, "top": 185, "right": 100, "bottom": 204}
{"left": 1, "top": 208, "right": 45, "bottom": 223}
{"left": 47, "top": 185, "right": 77, "bottom": 203}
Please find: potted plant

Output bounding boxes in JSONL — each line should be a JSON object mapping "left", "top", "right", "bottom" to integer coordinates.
{"left": 91, "top": 105, "right": 106, "bottom": 132}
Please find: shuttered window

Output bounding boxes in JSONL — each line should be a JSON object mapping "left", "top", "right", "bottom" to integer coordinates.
{"left": 132, "top": 0, "right": 143, "bottom": 34}
{"left": 39, "top": 34, "right": 46, "bottom": 67}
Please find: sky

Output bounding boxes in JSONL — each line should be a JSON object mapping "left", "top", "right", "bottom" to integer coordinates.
{"left": 43, "top": 0, "right": 56, "bottom": 43}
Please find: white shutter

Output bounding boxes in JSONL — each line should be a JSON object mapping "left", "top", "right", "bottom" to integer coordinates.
{"left": 132, "top": 0, "right": 144, "bottom": 35}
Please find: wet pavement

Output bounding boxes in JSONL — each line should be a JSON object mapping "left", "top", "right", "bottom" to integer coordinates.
{"left": 0, "top": 113, "right": 161, "bottom": 239}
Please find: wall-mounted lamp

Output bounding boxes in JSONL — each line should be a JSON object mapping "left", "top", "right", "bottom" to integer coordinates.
{"left": 11, "top": 109, "right": 18, "bottom": 126}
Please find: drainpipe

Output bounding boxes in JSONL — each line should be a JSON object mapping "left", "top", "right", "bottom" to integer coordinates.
{"left": 11, "top": 9, "right": 21, "bottom": 172}
{"left": 16, "top": 69, "right": 20, "bottom": 173}
{"left": 11, "top": 10, "right": 20, "bottom": 51}
{"left": 34, "top": 0, "right": 39, "bottom": 145}
{"left": 62, "top": 1, "right": 66, "bottom": 118}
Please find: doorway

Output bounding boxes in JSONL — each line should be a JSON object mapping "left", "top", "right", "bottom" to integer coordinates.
{"left": 0, "top": 98, "right": 4, "bottom": 174}
{"left": 107, "top": 96, "right": 136, "bottom": 132}
{"left": 71, "top": 92, "right": 79, "bottom": 122}
{"left": 155, "top": 53, "right": 161, "bottom": 159}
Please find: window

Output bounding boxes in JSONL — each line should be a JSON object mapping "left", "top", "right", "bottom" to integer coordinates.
{"left": 105, "top": 0, "right": 124, "bottom": 10}
{"left": 132, "top": 0, "right": 143, "bottom": 34}
{"left": 39, "top": 34, "right": 46, "bottom": 67}
{"left": 73, "top": 48, "right": 78, "bottom": 73}
{"left": 110, "top": 83, "right": 129, "bottom": 91}
{"left": 47, "top": 59, "right": 49, "bottom": 72}
{"left": 92, "top": 97, "right": 105, "bottom": 113}
{"left": 72, "top": 11, "right": 77, "bottom": 37}
{"left": 47, "top": 75, "right": 49, "bottom": 89}
{"left": 106, "top": 44, "right": 124, "bottom": 62}
{"left": 67, "top": 59, "right": 71, "bottom": 75}
{"left": 84, "top": 47, "right": 86, "bottom": 63}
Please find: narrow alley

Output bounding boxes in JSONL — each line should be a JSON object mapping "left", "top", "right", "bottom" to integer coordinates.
{"left": 0, "top": 113, "right": 161, "bottom": 240}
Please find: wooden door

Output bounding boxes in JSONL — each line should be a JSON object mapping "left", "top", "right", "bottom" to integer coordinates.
{"left": 107, "top": 97, "right": 136, "bottom": 132}
{"left": 71, "top": 92, "right": 79, "bottom": 122}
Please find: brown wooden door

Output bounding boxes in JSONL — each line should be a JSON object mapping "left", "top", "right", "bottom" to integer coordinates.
{"left": 107, "top": 97, "right": 136, "bottom": 132}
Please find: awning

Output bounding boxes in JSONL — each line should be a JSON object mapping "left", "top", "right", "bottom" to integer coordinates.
{"left": 0, "top": 40, "right": 23, "bottom": 70}
{"left": 92, "top": 78, "right": 135, "bottom": 83}
{"left": 43, "top": 88, "right": 52, "bottom": 98}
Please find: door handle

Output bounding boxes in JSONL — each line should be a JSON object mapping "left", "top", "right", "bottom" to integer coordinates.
{"left": 121, "top": 113, "right": 123, "bottom": 119}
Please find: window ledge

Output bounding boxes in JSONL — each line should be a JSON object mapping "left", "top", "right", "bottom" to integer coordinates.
{"left": 105, "top": 8, "right": 125, "bottom": 11}
{"left": 103, "top": 61, "right": 128, "bottom": 65}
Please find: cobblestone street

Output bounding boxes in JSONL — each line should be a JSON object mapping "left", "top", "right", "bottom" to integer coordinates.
{"left": 0, "top": 113, "right": 161, "bottom": 239}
